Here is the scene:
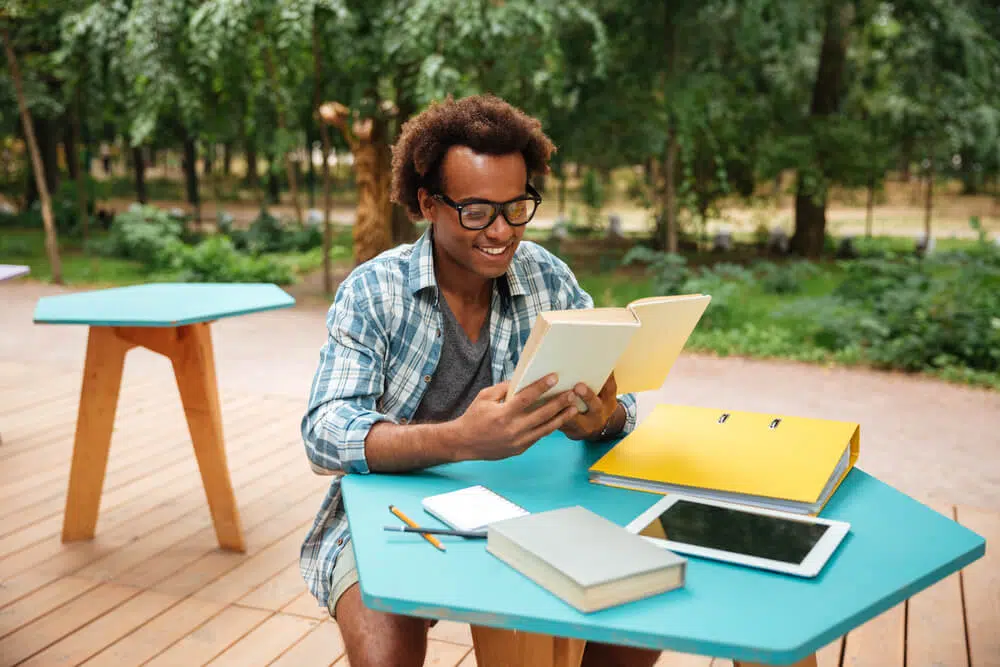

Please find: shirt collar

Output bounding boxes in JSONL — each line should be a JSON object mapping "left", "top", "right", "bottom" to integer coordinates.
{"left": 405, "top": 225, "right": 531, "bottom": 300}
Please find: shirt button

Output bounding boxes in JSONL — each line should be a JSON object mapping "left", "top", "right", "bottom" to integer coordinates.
{"left": 336, "top": 537, "right": 344, "bottom": 546}
{"left": 399, "top": 417, "right": 408, "bottom": 424}
{"left": 437, "top": 329, "right": 442, "bottom": 337}
{"left": 423, "top": 375, "right": 432, "bottom": 383}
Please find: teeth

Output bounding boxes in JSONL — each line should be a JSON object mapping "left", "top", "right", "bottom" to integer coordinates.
{"left": 480, "top": 246, "right": 506, "bottom": 255}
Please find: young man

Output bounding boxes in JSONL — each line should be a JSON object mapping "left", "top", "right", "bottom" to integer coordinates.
{"left": 300, "top": 94, "right": 660, "bottom": 667}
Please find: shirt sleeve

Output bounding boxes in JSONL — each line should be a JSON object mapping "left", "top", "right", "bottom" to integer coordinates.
{"left": 300, "top": 282, "right": 396, "bottom": 475}
{"left": 547, "top": 251, "right": 639, "bottom": 436}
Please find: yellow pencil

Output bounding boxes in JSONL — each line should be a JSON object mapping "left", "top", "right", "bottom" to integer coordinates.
{"left": 389, "top": 504, "right": 446, "bottom": 552}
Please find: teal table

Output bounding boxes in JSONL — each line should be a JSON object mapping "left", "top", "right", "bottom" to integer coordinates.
{"left": 33, "top": 283, "right": 294, "bottom": 552}
{"left": 342, "top": 432, "right": 985, "bottom": 667}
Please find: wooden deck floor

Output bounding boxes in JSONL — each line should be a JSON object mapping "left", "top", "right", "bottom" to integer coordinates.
{"left": 0, "top": 362, "right": 996, "bottom": 667}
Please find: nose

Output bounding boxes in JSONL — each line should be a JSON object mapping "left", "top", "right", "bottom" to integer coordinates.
{"left": 484, "top": 213, "right": 514, "bottom": 242}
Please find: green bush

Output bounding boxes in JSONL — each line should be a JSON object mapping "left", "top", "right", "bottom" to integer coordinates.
{"left": 171, "top": 236, "right": 294, "bottom": 284}
{"left": 107, "top": 204, "right": 186, "bottom": 268}
{"left": 229, "top": 210, "right": 322, "bottom": 254}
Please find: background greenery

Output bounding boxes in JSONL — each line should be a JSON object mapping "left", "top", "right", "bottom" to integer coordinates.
{"left": 2, "top": 0, "right": 999, "bottom": 389}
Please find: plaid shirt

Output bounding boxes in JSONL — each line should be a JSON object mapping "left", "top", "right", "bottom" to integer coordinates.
{"left": 298, "top": 228, "right": 638, "bottom": 610}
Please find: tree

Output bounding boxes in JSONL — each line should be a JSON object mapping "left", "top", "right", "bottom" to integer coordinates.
{"left": 2, "top": 6, "right": 63, "bottom": 282}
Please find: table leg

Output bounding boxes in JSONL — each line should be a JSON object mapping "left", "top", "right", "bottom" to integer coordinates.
{"left": 62, "top": 323, "right": 245, "bottom": 552}
{"left": 62, "top": 326, "right": 130, "bottom": 542}
{"left": 471, "top": 625, "right": 586, "bottom": 667}
{"left": 734, "top": 654, "right": 817, "bottom": 667}
{"left": 170, "top": 323, "right": 245, "bottom": 552}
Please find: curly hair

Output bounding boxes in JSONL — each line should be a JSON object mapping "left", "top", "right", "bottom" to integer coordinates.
{"left": 390, "top": 94, "right": 557, "bottom": 220}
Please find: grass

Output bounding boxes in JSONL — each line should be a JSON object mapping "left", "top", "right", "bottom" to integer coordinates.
{"left": 0, "top": 228, "right": 151, "bottom": 286}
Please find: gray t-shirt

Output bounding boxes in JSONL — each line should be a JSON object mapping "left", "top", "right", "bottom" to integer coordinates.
{"left": 411, "top": 293, "right": 493, "bottom": 423}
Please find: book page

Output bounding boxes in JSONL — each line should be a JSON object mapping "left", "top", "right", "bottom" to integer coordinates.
{"left": 422, "top": 485, "right": 528, "bottom": 532}
{"left": 613, "top": 294, "right": 711, "bottom": 394}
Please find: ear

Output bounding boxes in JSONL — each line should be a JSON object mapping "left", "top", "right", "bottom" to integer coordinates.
{"left": 417, "top": 187, "right": 436, "bottom": 223}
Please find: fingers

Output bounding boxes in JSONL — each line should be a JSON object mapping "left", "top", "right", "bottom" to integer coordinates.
{"left": 521, "top": 402, "right": 580, "bottom": 448}
{"left": 508, "top": 373, "right": 559, "bottom": 411}
{"left": 573, "top": 383, "right": 605, "bottom": 417}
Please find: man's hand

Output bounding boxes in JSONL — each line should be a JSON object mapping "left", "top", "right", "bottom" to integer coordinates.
{"left": 453, "top": 373, "right": 579, "bottom": 461}
{"left": 560, "top": 374, "right": 620, "bottom": 441}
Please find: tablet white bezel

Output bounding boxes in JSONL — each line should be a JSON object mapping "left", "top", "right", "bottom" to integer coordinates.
{"left": 624, "top": 493, "right": 850, "bottom": 578}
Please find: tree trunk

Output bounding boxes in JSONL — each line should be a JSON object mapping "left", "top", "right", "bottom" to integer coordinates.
{"left": 245, "top": 142, "right": 258, "bottom": 187}
{"left": 791, "top": 0, "right": 853, "bottom": 258}
{"left": 306, "top": 131, "right": 317, "bottom": 209}
{"left": 71, "top": 89, "right": 89, "bottom": 243}
{"left": 182, "top": 135, "right": 201, "bottom": 222}
{"left": 923, "top": 159, "right": 933, "bottom": 241}
{"left": 390, "top": 88, "right": 418, "bottom": 244}
{"left": 133, "top": 146, "right": 147, "bottom": 204}
{"left": 3, "top": 30, "right": 62, "bottom": 283}
{"left": 352, "top": 126, "right": 393, "bottom": 264}
{"left": 662, "top": 126, "right": 679, "bottom": 253}
{"left": 865, "top": 172, "right": 875, "bottom": 238}
{"left": 64, "top": 115, "right": 79, "bottom": 181}
{"left": 264, "top": 47, "right": 303, "bottom": 224}
{"left": 313, "top": 16, "right": 334, "bottom": 295}
{"left": 222, "top": 142, "right": 232, "bottom": 175}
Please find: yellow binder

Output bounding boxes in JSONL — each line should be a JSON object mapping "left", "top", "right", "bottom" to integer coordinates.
{"left": 588, "top": 404, "right": 860, "bottom": 515}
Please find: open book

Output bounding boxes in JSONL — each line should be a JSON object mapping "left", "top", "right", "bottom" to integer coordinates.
{"left": 506, "top": 294, "right": 711, "bottom": 408}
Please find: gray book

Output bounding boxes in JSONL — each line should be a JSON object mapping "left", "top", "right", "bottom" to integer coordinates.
{"left": 487, "top": 505, "right": 686, "bottom": 613}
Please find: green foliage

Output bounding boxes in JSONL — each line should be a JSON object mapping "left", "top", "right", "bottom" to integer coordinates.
{"left": 100, "top": 204, "right": 296, "bottom": 284}
{"left": 171, "top": 235, "right": 294, "bottom": 284}
{"left": 224, "top": 210, "right": 323, "bottom": 254}
{"left": 615, "top": 240, "right": 1000, "bottom": 385}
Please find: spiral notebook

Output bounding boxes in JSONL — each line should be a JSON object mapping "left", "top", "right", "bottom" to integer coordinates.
{"left": 422, "top": 485, "right": 529, "bottom": 532}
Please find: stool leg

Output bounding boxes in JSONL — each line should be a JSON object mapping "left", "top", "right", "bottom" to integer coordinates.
{"left": 171, "top": 322, "right": 245, "bottom": 552}
{"left": 62, "top": 326, "right": 130, "bottom": 542}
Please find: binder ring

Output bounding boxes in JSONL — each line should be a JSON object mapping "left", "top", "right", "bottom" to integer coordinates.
{"left": 718, "top": 413, "right": 730, "bottom": 424}
{"left": 769, "top": 418, "right": 782, "bottom": 429}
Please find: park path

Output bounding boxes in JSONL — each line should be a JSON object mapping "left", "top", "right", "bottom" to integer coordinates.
{"left": 2, "top": 280, "right": 998, "bottom": 512}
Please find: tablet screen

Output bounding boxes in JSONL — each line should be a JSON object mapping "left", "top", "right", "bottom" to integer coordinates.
{"left": 637, "top": 499, "right": 830, "bottom": 564}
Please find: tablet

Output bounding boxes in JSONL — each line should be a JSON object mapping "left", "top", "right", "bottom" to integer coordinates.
{"left": 625, "top": 494, "right": 850, "bottom": 577}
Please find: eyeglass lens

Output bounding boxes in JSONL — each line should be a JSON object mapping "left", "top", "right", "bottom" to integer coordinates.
{"left": 462, "top": 198, "right": 537, "bottom": 228}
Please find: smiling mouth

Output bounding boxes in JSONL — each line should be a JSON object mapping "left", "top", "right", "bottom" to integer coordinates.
{"left": 476, "top": 245, "right": 510, "bottom": 257}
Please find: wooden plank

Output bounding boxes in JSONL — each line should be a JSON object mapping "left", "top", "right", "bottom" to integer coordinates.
{"left": 205, "top": 612, "right": 320, "bottom": 666}
{"left": 18, "top": 588, "right": 180, "bottom": 667}
{"left": 429, "top": 620, "right": 474, "bottom": 647}
{"left": 426, "top": 639, "right": 474, "bottom": 666}
{"left": 0, "top": 412, "right": 305, "bottom": 578}
{"left": 151, "top": 507, "right": 316, "bottom": 600}
{"left": 906, "top": 503, "right": 969, "bottom": 667}
{"left": 115, "top": 471, "right": 321, "bottom": 592}
{"left": 0, "top": 393, "right": 262, "bottom": 517}
{"left": 955, "top": 505, "right": 1000, "bottom": 667}
{"left": 0, "top": 575, "right": 97, "bottom": 639}
{"left": 75, "top": 450, "right": 310, "bottom": 585}
{"left": 140, "top": 604, "right": 271, "bottom": 666}
{"left": 188, "top": 520, "right": 315, "bottom": 605}
{"left": 268, "top": 621, "right": 344, "bottom": 667}
{"left": 0, "top": 430, "right": 307, "bottom": 608}
{"left": 280, "top": 592, "right": 329, "bottom": 621}
{"left": 655, "top": 650, "right": 714, "bottom": 666}
{"left": 80, "top": 596, "right": 226, "bottom": 666}
{"left": 841, "top": 601, "right": 905, "bottom": 667}
{"left": 0, "top": 582, "right": 138, "bottom": 665}
{"left": 0, "top": 398, "right": 264, "bottom": 547}
{"left": 170, "top": 322, "right": 245, "bottom": 552}
{"left": 0, "top": 414, "right": 258, "bottom": 541}
{"left": 815, "top": 637, "right": 844, "bottom": 667}
{"left": 237, "top": 562, "right": 310, "bottom": 612}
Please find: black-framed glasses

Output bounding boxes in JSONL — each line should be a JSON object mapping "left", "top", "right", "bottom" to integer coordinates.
{"left": 432, "top": 184, "right": 542, "bottom": 230}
